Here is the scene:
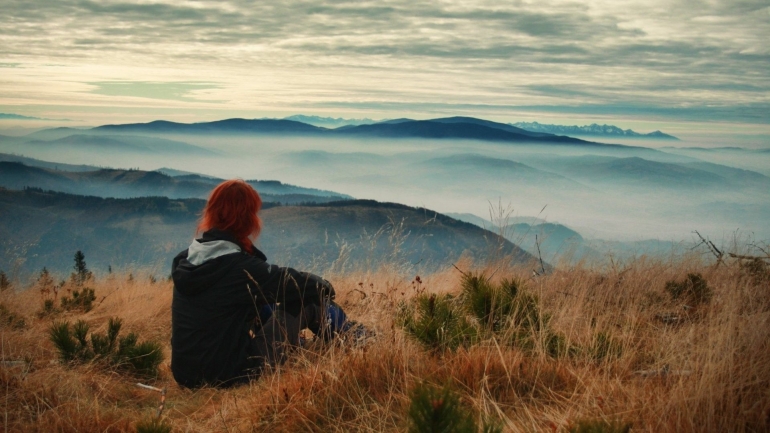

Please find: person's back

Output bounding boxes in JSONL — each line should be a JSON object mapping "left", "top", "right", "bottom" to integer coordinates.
{"left": 170, "top": 180, "right": 349, "bottom": 388}
{"left": 171, "top": 229, "right": 264, "bottom": 387}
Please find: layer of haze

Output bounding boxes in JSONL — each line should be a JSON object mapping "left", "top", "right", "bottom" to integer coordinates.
{"left": 4, "top": 132, "right": 768, "bottom": 244}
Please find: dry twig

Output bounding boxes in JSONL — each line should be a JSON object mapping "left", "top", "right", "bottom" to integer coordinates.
{"left": 136, "top": 383, "right": 167, "bottom": 418}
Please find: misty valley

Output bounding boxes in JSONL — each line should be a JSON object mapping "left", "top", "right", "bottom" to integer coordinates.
{"left": 1, "top": 116, "right": 769, "bottom": 277}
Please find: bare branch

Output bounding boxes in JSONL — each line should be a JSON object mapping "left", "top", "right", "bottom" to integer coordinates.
{"left": 136, "top": 383, "right": 167, "bottom": 418}
{"left": 535, "top": 234, "right": 546, "bottom": 276}
{"left": 748, "top": 242, "right": 770, "bottom": 258}
{"left": 452, "top": 263, "right": 469, "bottom": 277}
{"left": 693, "top": 230, "right": 724, "bottom": 266}
{"left": 728, "top": 253, "right": 770, "bottom": 261}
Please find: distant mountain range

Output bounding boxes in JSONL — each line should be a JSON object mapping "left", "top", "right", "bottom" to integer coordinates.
{"left": 0, "top": 188, "right": 533, "bottom": 276}
{"left": 512, "top": 122, "right": 678, "bottom": 140}
{"left": 447, "top": 213, "right": 687, "bottom": 263}
{"left": 0, "top": 113, "right": 44, "bottom": 120}
{"left": 94, "top": 118, "right": 321, "bottom": 135}
{"left": 281, "top": 116, "right": 679, "bottom": 141}
{"left": 283, "top": 115, "right": 377, "bottom": 128}
{"left": 0, "top": 154, "right": 352, "bottom": 204}
{"left": 34, "top": 116, "right": 604, "bottom": 146}
{"left": 0, "top": 112, "right": 72, "bottom": 122}
{"left": 0, "top": 115, "right": 682, "bottom": 144}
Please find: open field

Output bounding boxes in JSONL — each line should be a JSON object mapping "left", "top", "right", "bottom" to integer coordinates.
{"left": 0, "top": 251, "right": 768, "bottom": 432}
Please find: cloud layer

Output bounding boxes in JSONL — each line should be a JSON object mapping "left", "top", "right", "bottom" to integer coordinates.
{"left": 0, "top": 0, "right": 768, "bottom": 127}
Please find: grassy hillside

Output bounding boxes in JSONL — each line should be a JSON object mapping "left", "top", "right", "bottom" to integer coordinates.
{"left": 0, "top": 189, "right": 531, "bottom": 277}
{"left": 260, "top": 200, "right": 531, "bottom": 272}
{"left": 0, "top": 251, "right": 767, "bottom": 431}
{"left": 0, "top": 160, "right": 351, "bottom": 203}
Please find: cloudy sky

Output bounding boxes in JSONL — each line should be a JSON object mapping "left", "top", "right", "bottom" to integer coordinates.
{"left": 1, "top": 0, "right": 768, "bottom": 136}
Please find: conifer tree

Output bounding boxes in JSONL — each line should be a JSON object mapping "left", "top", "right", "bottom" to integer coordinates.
{"left": 0, "top": 271, "right": 10, "bottom": 291}
{"left": 71, "top": 250, "right": 92, "bottom": 287}
{"left": 38, "top": 267, "right": 54, "bottom": 294}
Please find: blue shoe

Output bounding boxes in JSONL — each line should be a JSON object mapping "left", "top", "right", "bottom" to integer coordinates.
{"left": 323, "top": 303, "right": 373, "bottom": 345}
{"left": 326, "top": 302, "right": 348, "bottom": 334}
{"left": 339, "top": 321, "right": 373, "bottom": 346}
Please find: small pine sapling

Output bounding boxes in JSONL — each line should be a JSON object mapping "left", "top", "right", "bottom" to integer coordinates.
{"left": 591, "top": 331, "right": 623, "bottom": 362}
{"left": 408, "top": 384, "right": 475, "bottom": 433}
{"left": 49, "top": 322, "right": 79, "bottom": 362}
{"left": 71, "top": 250, "right": 93, "bottom": 287}
{"left": 48, "top": 317, "right": 163, "bottom": 377}
{"left": 568, "top": 418, "right": 632, "bottom": 433}
{"left": 91, "top": 318, "right": 121, "bottom": 357}
{"left": 398, "top": 294, "right": 476, "bottom": 351}
{"left": 115, "top": 332, "right": 164, "bottom": 377}
{"left": 460, "top": 273, "right": 518, "bottom": 333}
{"left": 60, "top": 251, "right": 97, "bottom": 312}
{"left": 49, "top": 321, "right": 93, "bottom": 362}
{"left": 0, "top": 271, "right": 10, "bottom": 291}
{"left": 135, "top": 418, "right": 173, "bottom": 433}
{"left": 61, "top": 287, "right": 96, "bottom": 312}
{"left": 399, "top": 271, "right": 567, "bottom": 357}
{"left": 739, "top": 258, "right": 770, "bottom": 285}
{"left": 37, "top": 267, "right": 55, "bottom": 301}
{"left": 0, "top": 304, "right": 26, "bottom": 330}
{"left": 665, "top": 273, "right": 712, "bottom": 306}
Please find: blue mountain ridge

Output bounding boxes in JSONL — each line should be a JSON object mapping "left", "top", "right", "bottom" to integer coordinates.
{"left": 512, "top": 121, "right": 679, "bottom": 140}
{"left": 85, "top": 116, "right": 612, "bottom": 146}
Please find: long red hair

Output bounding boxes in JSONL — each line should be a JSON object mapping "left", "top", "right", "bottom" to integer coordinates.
{"left": 198, "top": 179, "right": 262, "bottom": 253}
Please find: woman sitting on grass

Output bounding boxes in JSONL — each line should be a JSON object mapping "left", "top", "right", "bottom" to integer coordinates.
{"left": 170, "top": 179, "right": 361, "bottom": 388}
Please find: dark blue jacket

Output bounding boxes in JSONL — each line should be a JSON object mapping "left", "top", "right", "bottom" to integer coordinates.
{"left": 170, "top": 229, "right": 332, "bottom": 388}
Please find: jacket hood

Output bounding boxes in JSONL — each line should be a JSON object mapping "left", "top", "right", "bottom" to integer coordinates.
{"left": 172, "top": 229, "right": 264, "bottom": 296}
{"left": 187, "top": 239, "right": 241, "bottom": 266}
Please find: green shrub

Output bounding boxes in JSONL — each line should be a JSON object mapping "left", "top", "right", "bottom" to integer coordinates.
{"left": 135, "top": 418, "right": 172, "bottom": 433}
{"left": 399, "top": 272, "right": 569, "bottom": 357}
{"left": 569, "top": 418, "right": 632, "bottom": 433}
{"left": 407, "top": 383, "right": 475, "bottom": 433}
{"left": 61, "top": 287, "right": 96, "bottom": 312}
{"left": 0, "top": 304, "right": 25, "bottom": 330}
{"left": 407, "top": 383, "right": 502, "bottom": 433}
{"left": 461, "top": 274, "right": 567, "bottom": 355}
{"left": 38, "top": 297, "right": 61, "bottom": 318}
{"left": 49, "top": 321, "right": 90, "bottom": 362}
{"left": 460, "top": 274, "right": 520, "bottom": 333}
{"left": 591, "top": 331, "right": 623, "bottom": 362}
{"left": 460, "top": 273, "right": 549, "bottom": 332}
{"left": 91, "top": 317, "right": 121, "bottom": 357}
{"left": 509, "top": 290, "right": 547, "bottom": 332}
{"left": 398, "top": 294, "right": 477, "bottom": 352}
{"left": 48, "top": 317, "right": 163, "bottom": 377}
{"left": 0, "top": 271, "right": 10, "bottom": 291}
{"left": 740, "top": 258, "right": 770, "bottom": 285}
{"left": 71, "top": 250, "right": 93, "bottom": 287}
{"left": 115, "top": 337, "right": 165, "bottom": 377}
{"left": 545, "top": 331, "right": 572, "bottom": 358}
{"left": 665, "top": 273, "right": 712, "bottom": 305}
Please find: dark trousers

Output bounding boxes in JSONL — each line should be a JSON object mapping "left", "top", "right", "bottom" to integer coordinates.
{"left": 251, "top": 302, "right": 324, "bottom": 368}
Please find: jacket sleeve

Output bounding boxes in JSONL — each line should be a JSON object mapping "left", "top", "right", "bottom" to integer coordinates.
{"left": 242, "top": 258, "right": 335, "bottom": 309}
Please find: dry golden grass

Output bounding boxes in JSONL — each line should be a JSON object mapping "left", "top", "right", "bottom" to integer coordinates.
{"left": 1, "top": 254, "right": 768, "bottom": 432}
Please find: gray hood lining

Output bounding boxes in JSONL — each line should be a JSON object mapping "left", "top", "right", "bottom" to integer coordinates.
{"left": 187, "top": 239, "right": 242, "bottom": 266}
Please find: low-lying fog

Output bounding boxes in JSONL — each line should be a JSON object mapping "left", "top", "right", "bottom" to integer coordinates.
{"left": 2, "top": 132, "right": 769, "bottom": 243}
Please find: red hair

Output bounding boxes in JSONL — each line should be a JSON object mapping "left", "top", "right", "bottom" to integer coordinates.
{"left": 198, "top": 179, "right": 262, "bottom": 253}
